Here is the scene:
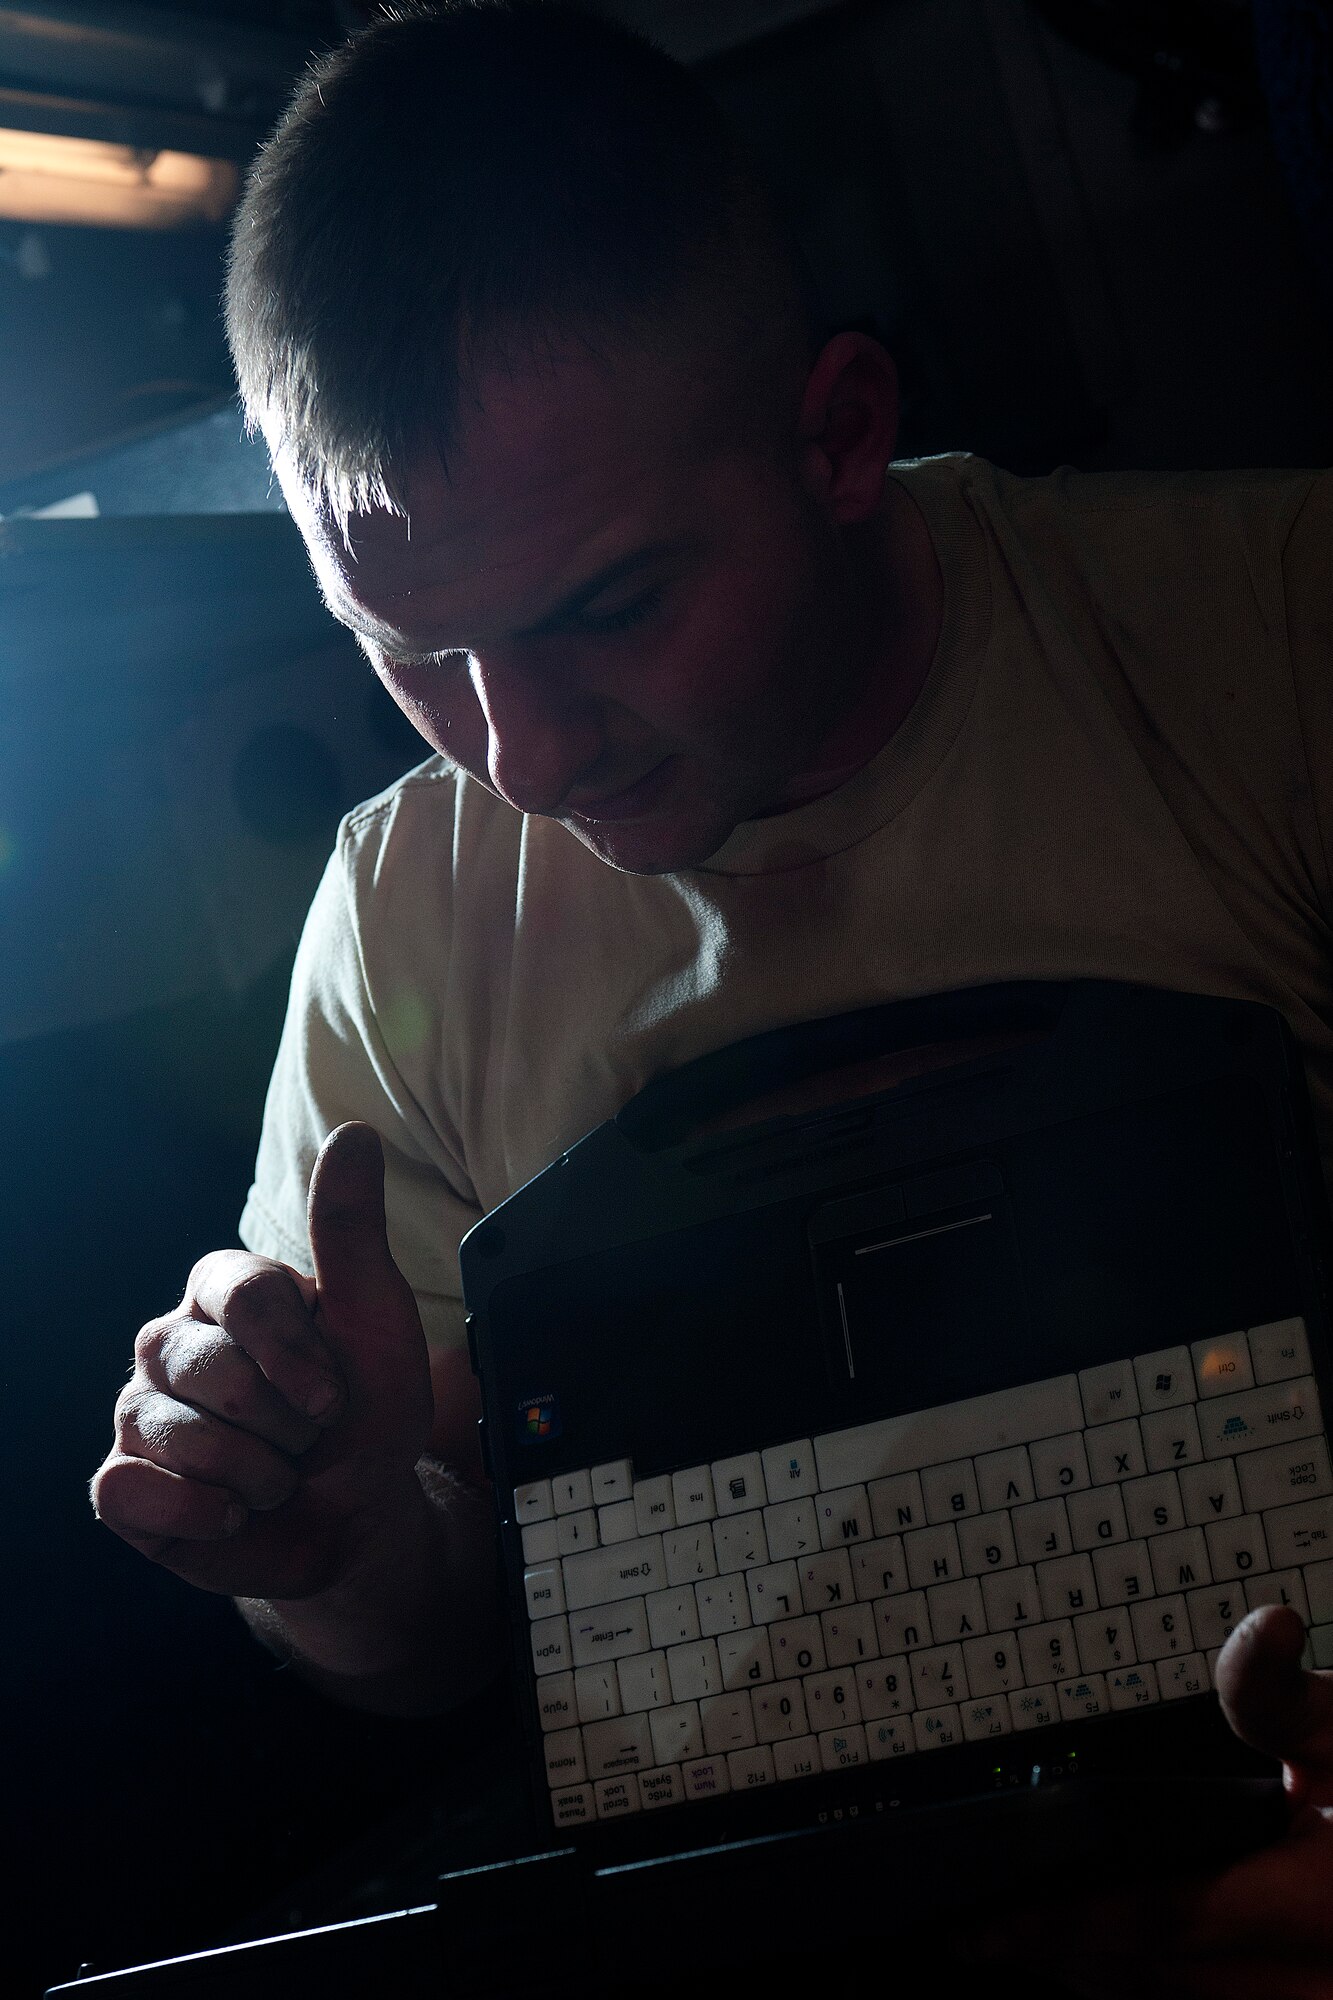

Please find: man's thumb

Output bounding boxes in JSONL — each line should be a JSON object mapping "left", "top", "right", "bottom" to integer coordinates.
{"left": 1216, "top": 1604, "right": 1333, "bottom": 1802}
{"left": 307, "top": 1122, "right": 422, "bottom": 1350}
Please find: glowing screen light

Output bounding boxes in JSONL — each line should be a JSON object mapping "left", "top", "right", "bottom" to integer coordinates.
{"left": 0, "top": 128, "right": 238, "bottom": 229}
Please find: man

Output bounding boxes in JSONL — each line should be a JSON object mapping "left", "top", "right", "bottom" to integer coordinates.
{"left": 92, "top": 2, "right": 1333, "bottom": 1988}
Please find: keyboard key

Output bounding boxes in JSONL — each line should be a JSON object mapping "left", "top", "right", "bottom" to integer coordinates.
{"left": 921, "top": 1457, "right": 981, "bottom": 1522}
{"left": 670, "top": 1465, "right": 715, "bottom": 1524}
{"left": 1134, "top": 1348, "right": 1196, "bottom": 1412}
{"left": 522, "top": 1518, "right": 560, "bottom": 1563}
{"left": 590, "top": 1459, "right": 634, "bottom": 1504}
{"left": 1009, "top": 1684, "right": 1058, "bottom": 1730}
{"left": 773, "top": 1734, "right": 822, "bottom": 1780}
{"left": 1310, "top": 1624, "right": 1333, "bottom": 1669}
{"left": 666, "top": 1638, "right": 722, "bottom": 1702}
{"left": 746, "top": 1560, "right": 801, "bottom": 1625}
{"left": 868, "top": 1470, "right": 926, "bottom": 1535}
{"left": 712, "top": 1451, "right": 766, "bottom": 1515}
{"left": 695, "top": 1577, "right": 750, "bottom": 1637}
{"left": 805, "top": 1669, "right": 863, "bottom": 1727}
{"left": 574, "top": 1666, "right": 621, "bottom": 1722}
{"left": 1012, "top": 1497, "right": 1073, "bottom": 1564}
{"left": 913, "top": 1705, "right": 963, "bottom": 1751}
{"left": 753, "top": 1679, "right": 809, "bottom": 1742}
{"left": 569, "top": 1598, "right": 651, "bottom": 1668}
{"left": 866, "top": 1716, "right": 916, "bottom": 1759}
{"left": 1261, "top": 1494, "right": 1333, "bottom": 1566}
{"left": 633, "top": 1475, "right": 675, "bottom": 1534}
{"left": 1066, "top": 1484, "right": 1129, "bottom": 1551}
{"left": 1248, "top": 1317, "right": 1311, "bottom": 1385}
{"left": 1091, "top": 1539, "right": 1153, "bottom": 1608}
{"left": 1123, "top": 1471, "right": 1185, "bottom": 1538}
{"left": 524, "top": 1565, "right": 565, "bottom": 1619}
{"left": 1199, "top": 1377, "right": 1321, "bottom": 1460}
{"left": 1245, "top": 1569, "right": 1310, "bottom": 1622}
{"left": 718, "top": 1627, "right": 775, "bottom": 1691}
{"left": 1130, "top": 1594, "right": 1194, "bottom": 1660}
{"left": 815, "top": 1374, "right": 1084, "bottom": 1489}
{"left": 820, "top": 1723, "right": 869, "bottom": 1769}
{"left": 762, "top": 1497, "right": 819, "bottom": 1561}
{"left": 910, "top": 1645, "right": 968, "bottom": 1706}
{"left": 1178, "top": 1459, "right": 1242, "bottom": 1526}
{"left": 975, "top": 1446, "right": 1036, "bottom": 1510}
{"left": 618, "top": 1650, "right": 670, "bottom": 1712}
{"left": 1192, "top": 1333, "right": 1254, "bottom": 1399}
{"left": 663, "top": 1527, "right": 718, "bottom": 1588}
{"left": 682, "top": 1757, "right": 730, "bottom": 1800}
{"left": 598, "top": 1500, "right": 638, "bottom": 1545}
{"left": 821, "top": 1603, "right": 879, "bottom": 1666}
{"left": 531, "top": 1614, "right": 571, "bottom": 1676}
{"left": 551, "top": 1785, "right": 593, "bottom": 1827}
{"left": 537, "top": 1671, "right": 577, "bottom": 1732}
{"left": 817, "top": 1483, "right": 873, "bottom": 1547}
{"left": 963, "top": 1631, "right": 1024, "bottom": 1696}
{"left": 905, "top": 1522, "right": 963, "bottom": 1587}
{"left": 700, "top": 1691, "right": 756, "bottom": 1753}
{"left": 1238, "top": 1436, "right": 1333, "bottom": 1512}
{"left": 1085, "top": 1417, "right": 1147, "bottom": 1485}
{"left": 556, "top": 1509, "right": 598, "bottom": 1555}
{"left": 713, "top": 1510, "right": 768, "bottom": 1573}
{"left": 1185, "top": 1584, "right": 1246, "bottom": 1650}
{"left": 543, "top": 1728, "right": 586, "bottom": 1788}
{"left": 645, "top": 1585, "right": 700, "bottom": 1648}
{"left": 1204, "top": 1512, "right": 1269, "bottom": 1582}
{"left": 770, "top": 1614, "right": 827, "bottom": 1676}
{"left": 514, "top": 1478, "right": 553, "bottom": 1524}
{"left": 799, "top": 1549, "right": 855, "bottom": 1614}
{"left": 1306, "top": 1559, "right": 1333, "bottom": 1623}
{"left": 926, "top": 1577, "right": 987, "bottom": 1640}
{"left": 1018, "top": 1619, "right": 1078, "bottom": 1684}
{"left": 1037, "top": 1553, "right": 1098, "bottom": 1618}
{"left": 857, "top": 1655, "right": 914, "bottom": 1717}
{"left": 1149, "top": 1527, "right": 1211, "bottom": 1595}
{"left": 594, "top": 1776, "right": 640, "bottom": 1819}
{"left": 957, "top": 1509, "right": 1019, "bottom": 1575}
{"left": 728, "top": 1745, "right": 776, "bottom": 1791}
{"left": 563, "top": 1535, "right": 665, "bottom": 1611}
{"left": 638, "top": 1765, "right": 684, "bottom": 1811}
{"left": 850, "top": 1534, "right": 909, "bottom": 1601}
{"left": 1057, "top": 1673, "right": 1109, "bottom": 1720}
{"left": 962, "top": 1691, "right": 1015, "bottom": 1740}
{"left": 1073, "top": 1609, "right": 1136, "bottom": 1671}
{"left": 1079, "top": 1360, "right": 1140, "bottom": 1426}
{"left": 1107, "top": 1662, "right": 1160, "bottom": 1710}
{"left": 649, "top": 1701, "right": 703, "bottom": 1764}
{"left": 1030, "top": 1432, "right": 1091, "bottom": 1498}
{"left": 761, "top": 1438, "right": 818, "bottom": 1501}
{"left": 1142, "top": 1405, "right": 1204, "bottom": 1473}
{"left": 981, "top": 1566, "right": 1041, "bottom": 1629}
{"left": 1158, "top": 1653, "right": 1208, "bottom": 1701}
{"left": 553, "top": 1469, "right": 594, "bottom": 1514}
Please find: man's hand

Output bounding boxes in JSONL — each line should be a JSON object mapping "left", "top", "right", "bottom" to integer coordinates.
{"left": 966, "top": 1606, "right": 1333, "bottom": 1998}
{"left": 92, "top": 1122, "right": 435, "bottom": 1603}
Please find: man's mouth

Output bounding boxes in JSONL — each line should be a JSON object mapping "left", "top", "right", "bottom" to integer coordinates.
{"left": 565, "top": 757, "right": 675, "bottom": 824}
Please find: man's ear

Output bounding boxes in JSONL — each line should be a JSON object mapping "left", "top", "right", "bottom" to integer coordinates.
{"left": 796, "top": 332, "right": 901, "bottom": 524}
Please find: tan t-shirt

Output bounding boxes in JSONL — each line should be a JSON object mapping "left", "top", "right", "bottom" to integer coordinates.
{"left": 239, "top": 453, "right": 1333, "bottom": 1358}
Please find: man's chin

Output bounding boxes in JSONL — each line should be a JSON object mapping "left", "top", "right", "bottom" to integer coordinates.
{"left": 559, "top": 806, "right": 735, "bottom": 876}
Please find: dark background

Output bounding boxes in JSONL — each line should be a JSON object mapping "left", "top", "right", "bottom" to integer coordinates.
{"left": 2, "top": 1, "right": 1328, "bottom": 1992}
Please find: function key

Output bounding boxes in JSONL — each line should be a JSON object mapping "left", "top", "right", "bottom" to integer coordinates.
{"left": 1134, "top": 1347, "right": 1196, "bottom": 1412}
{"left": 1078, "top": 1360, "right": 1140, "bottom": 1426}
{"left": 514, "top": 1478, "right": 554, "bottom": 1524}
{"left": 671, "top": 1465, "right": 717, "bottom": 1524}
{"left": 712, "top": 1452, "right": 767, "bottom": 1516}
{"left": 553, "top": 1469, "right": 594, "bottom": 1514}
{"left": 761, "top": 1439, "right": 817, "bottom": 1502}
{"left": 1191, "top": 1332, "right": 1254, "bottom": 1399}
{"left": 1248, "top": 1317, "right": 1312, "bottom": 1386}
{"left": 590, "top": 1459, "right": 634, "bottom": 1504}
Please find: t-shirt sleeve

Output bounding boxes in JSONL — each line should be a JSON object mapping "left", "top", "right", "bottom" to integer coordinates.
{"left": 238, "top": 805, "right": 480, "bottom": 1359}
{"left": 1282, "top": 467, "right": 1333, "bottom": 927}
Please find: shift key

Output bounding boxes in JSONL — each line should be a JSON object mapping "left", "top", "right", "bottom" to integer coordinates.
{"left": 563, "top": 1534, "right": 665, "bottom": 1610}
{"left": 1199, "top": 1377, "right": 1321, "bottom": 1459}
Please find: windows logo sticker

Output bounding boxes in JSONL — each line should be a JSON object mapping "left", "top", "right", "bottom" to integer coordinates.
{"left": 519, "top": 1393, "right": 561, "bottom": 1442}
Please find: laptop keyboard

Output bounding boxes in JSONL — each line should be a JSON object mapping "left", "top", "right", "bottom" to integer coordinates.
{"left": 514, "top": 1318, "right": 1332, "bottom": 1827}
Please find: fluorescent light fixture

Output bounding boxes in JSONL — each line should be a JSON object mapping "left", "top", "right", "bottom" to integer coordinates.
{"left": 0, "top": 126, "right": 238, "bottom": 228}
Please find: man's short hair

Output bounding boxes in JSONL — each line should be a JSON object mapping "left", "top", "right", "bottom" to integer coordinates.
{"left": 226, "top": 0, "right": 817, "bottom": 531}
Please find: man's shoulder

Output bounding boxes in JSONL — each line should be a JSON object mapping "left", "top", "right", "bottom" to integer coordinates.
{"left": 336, "top": 754, "right": 517, "bottom": 871}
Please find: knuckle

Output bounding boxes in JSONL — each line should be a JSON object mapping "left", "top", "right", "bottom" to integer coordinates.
{"left": 219, "top": 1266, "right": 290, "bottom": 1333}
{"left": 133, "top": 1319, "right": 171, "bottom": 1371}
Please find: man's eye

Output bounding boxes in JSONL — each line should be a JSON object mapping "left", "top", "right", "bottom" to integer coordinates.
{"left": 576, "top": 588, "right": 663, "bottom": 634}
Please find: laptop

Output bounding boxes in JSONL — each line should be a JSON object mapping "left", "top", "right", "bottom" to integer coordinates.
{"left": 457, "top": 981, "right": 1330, "bottom": 1953}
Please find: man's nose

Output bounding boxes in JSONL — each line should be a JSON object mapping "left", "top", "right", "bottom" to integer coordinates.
{"left": 469, "top": 650, "right": 601, "bottom": 816}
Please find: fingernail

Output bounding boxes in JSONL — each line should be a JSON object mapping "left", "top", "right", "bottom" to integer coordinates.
{"left": 222, "top": 1503, "right": 247, "bottom": 1535}
{"left": 304, "top": 1377, "right": 340, "bottom": 1420}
